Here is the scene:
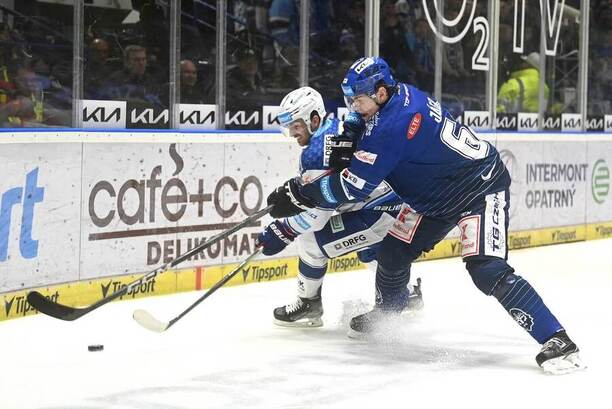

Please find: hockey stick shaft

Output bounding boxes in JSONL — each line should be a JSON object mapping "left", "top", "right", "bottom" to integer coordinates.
{"left": 27, "top": 205, "right": 273, "bottom": 320}
{"left": 168, "top": 247, "right": 261, "bottom": 328}
{"left": 134, "top": 248, "right": 262, "bottom": 332}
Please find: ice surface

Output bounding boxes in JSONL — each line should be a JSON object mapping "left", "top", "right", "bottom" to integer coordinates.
{"left": 1, "top": 239, "right": 610, "bottom": 409}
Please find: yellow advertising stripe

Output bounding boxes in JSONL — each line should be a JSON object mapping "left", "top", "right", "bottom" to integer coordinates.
{"left": 2, "top": 222, "right": 611, "bottom": 322}
{"left": 586, "top": 222, "right": 612, "bottom": 240}
{"left": 0, "top": 270, "right": 179, "bottom": 321}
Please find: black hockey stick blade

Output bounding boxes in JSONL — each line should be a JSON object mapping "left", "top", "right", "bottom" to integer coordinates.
{"left": 27, "top": 291, "right": 92, "bottom": 321}
{"left": 133, "top": 248, "right": 262, "bottom": 333}
{"left": 28, "top": 206, "right": 272, "bottom": 321}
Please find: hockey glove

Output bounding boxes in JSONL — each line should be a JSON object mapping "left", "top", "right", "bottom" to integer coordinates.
{"left": 267, "top": 178, "right": 316, "bottom": 218}
{"left": 256, "top": 220, "right": 298, "bottom": 256}
{"left": 329, "top": 112, "right": 365, "bottom": 171}
{"left": 328, "top": 134, "right": 355, "bottom": 171}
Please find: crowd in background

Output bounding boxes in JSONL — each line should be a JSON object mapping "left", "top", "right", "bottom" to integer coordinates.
{"left": 0, "top": 0, "right": 611, "bottom": 128}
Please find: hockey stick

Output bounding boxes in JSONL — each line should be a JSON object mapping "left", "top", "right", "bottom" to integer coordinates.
{"left": 27, "top": 206, "right": 273, "bottom": 321}
{"left": 133, "top": 247, "right": 262, "bottom": 332}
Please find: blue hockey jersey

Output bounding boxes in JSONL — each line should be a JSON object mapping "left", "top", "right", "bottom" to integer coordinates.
{"left": 284, "top": 115, "right": 402, "bottom": 235}
{"left": 302, "top": 84, "right": 510, "bottom": 218}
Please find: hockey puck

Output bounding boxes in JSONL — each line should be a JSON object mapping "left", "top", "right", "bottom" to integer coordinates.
{"left": 88, "top": 344, "right": 104, "bottom": 352}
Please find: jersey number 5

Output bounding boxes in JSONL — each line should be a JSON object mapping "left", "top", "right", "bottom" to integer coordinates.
{"left": 440, "top": 117, "right": 489, "bottom": 160}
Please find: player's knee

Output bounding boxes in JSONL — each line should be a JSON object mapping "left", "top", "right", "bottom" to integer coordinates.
{"left": 377, "top": 259, "right": 411, "bottom": 279}
{"left": 377, "top": 235, "right": 420, "bottom": 271}
{"left": 357, "top": 245, "right": 378, "bottom": 263}
{"left": 297, "top": 235, "right": 327, "bottom": 269}
{"left": 491, "top": 272, "right": 524, "bottom": 300}
{"left": 298, "top": 258, "right": 327, "bottom": 279}
{"left": 466, "top": 258, "right": 515, "bottom": 296}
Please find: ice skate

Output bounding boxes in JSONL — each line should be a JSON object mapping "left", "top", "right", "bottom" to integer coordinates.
{"left": 348, "top": 278, "right": 424, "bottom": 339}
{"left": 406, "top": 277, "right": 424, "bottom": 312}
{"left": 536, "top": 330, "right": 586, "bottom": 375}
{"left": 347, "top": 307, "right": 401, "bottom": 339}
{"left": 274, "top": 296, "right": 323, "bottom": 328}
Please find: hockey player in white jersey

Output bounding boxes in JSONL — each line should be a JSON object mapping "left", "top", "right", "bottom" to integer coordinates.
{"left": 256, "top": 86, "right": 422, "bottom": 328}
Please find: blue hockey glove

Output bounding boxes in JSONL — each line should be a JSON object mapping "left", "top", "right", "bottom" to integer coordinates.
{"left": 267, "top": 178, "right": 316, "bottom": 218}
{"left": 256, "top": 220, "right": 298, "bottom": 256}
{"left": 329, "top": 112, "right": 365, "bottom": 171}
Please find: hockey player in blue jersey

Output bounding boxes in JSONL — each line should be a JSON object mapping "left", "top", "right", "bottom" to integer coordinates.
{"left": 265, "top": 57, "right": 583, "bottom": 374}
{"left": 255, "top": 86, "right": 422, "bottom": 328}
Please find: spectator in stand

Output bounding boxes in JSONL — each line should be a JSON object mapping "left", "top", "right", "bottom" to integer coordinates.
{"left": 103, "top": 45, "right": 162, "bottom": 106}
{"left": 590, "top": 29, "right": 612, "bottom": 112}
{"left": 594, "top": 0, "right": 612, "bottom": 29}
{"left": 0, "top": 64, "right": 44, "bottom": 127}
{"left": 228, "top": 48, "right": 265, "bottom": 105}
{"left": 497, "top": 52, "right": 549, "bottom": 113}
{"left": 84, "top": 38, "right": 116, "bottom": 99}
{"left": 406, "top": 18, "right": 435, "bottom": 92}
{"left": 0, "top": 26, "right": 17, "bottom": 108}
{"left": 335, "top": 0, "right": 365, "bottom": 52}
{"left": 380, "top": 0, "right": 416, "bottom": 84}
{"left": 440, "top": 0, "right": 473, "bottom": 94}
{"left": 178, "top": 59, "right": 213, "bottom": 104}
{"left": 268, "top": 0, "right": 333, "bottom": 49}
{"left": 44, "top": 59, "right": 72, "bottom": 126}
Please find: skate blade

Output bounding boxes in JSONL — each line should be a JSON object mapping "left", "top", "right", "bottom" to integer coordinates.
{"left": 347, "top": 327, "right": 370, "bottom": 340}
{"left": 274, "top": 316, "right": 323, "bottom": 328}
{"left": 406, "top": 299, "right": 425, "bottom": 312}
{"left": 541, "top": 352, "right": 586, "bottom": 375}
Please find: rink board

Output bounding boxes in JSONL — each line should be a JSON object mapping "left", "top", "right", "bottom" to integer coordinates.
{"left": 1, "top": 131, "right": 611, "bottom": 321}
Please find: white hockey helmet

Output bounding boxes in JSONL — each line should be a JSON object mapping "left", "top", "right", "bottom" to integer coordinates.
{"left": 277, "top": 86, "right": 326, "bottom": 137}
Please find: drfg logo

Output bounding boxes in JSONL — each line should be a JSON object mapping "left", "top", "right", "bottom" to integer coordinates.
{"left": 0, "top": 168, "right": 45, "bottom": 262}
{"left": 332, "top": 234, "right": 367, "bottom": 251}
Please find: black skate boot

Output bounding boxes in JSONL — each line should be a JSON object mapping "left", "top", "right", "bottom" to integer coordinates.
{"left": 348, "top": 279, "right": 424, "bottom": 339}
{"left": 536, "top": 330, "right": 585, "bottom": 374}
{"left": 274, "top": 296, "right": 323, "bottom": 328}
{"left": 348, "top": 307, "right": 399, "bottom": 339}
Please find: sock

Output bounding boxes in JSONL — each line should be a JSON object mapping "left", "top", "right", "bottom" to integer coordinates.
{"left": 297, "top": 259, "right": 326, "bottom": 298}
{"left": 495, "top": 274, "right": 563, "bottom": 344}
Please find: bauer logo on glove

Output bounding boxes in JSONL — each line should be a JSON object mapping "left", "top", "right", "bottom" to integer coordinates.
{"left": 256, "top": 220, "right": 298, "bottom": 256}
